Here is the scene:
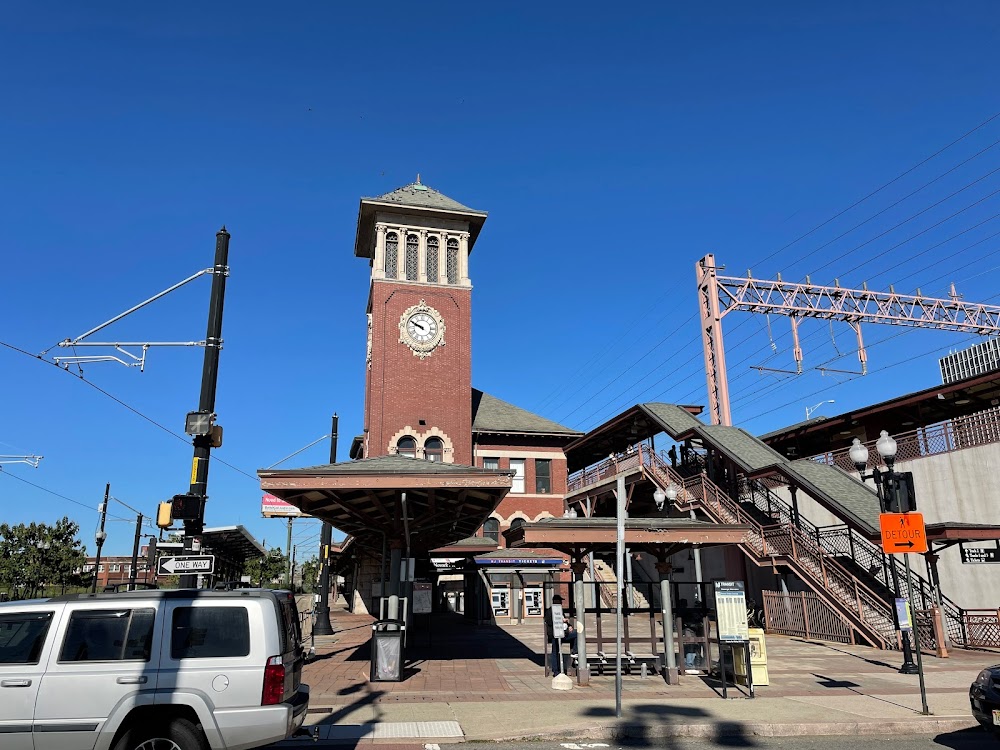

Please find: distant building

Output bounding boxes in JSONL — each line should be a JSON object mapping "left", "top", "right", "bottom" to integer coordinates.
{"left": 82, "top": 554, "right": 156, "bottom": 590}
{"left": 939, "top": 338, "right": 1000, "bottom": 383}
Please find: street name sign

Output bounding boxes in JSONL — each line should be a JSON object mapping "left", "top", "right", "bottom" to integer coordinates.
{"left": 157, "top": 555, "right": 216, "bottom": 575}
{"left": 960, "top": 546, "right": 1000, "bottom": 564}
{"left": 879, "top": 512, "right": 928, "bottom": 554}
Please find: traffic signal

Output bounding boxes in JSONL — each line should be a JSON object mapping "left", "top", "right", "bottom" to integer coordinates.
{"left": 883, "top": 471, "right": 917, "bottom": 513}
{"left": 171, "top": 493, "right": 205, "bottom": 521}
{"left": 156, "top": 501, "right": 173, "bottom": 529}
{"left": 146, "top": 537, "right": 158, "bottom": 569}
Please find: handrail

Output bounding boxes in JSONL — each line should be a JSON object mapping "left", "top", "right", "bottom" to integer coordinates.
{"left": 643, "top": 450, "right": 895, "bottom": 647}
{"left": 810, "top": 405, "right": 1000, "bottom": 472}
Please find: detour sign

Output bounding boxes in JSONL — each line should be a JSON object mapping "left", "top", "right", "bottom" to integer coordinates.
{"left": 879, "top": 512, "right": 928, "bottom": 554}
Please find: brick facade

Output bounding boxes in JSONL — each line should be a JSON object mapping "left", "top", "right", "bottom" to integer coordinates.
{"left": 365, "top": 280, "right": 472, "bottom": 463}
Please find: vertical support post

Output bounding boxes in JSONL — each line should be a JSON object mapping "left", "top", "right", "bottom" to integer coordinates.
{"left": 92, "top": 484, "right": 110, "bottom": 593}
{"left": 314, "top": 415, "right": 337, "bottom": 636}
{"left": 657, "top": 560, "right": 678, "bottom": 684}
{"left": 690, "top": 512, "right": 704, "bottom": 604}
{"left": 800, "top": 591, "right": 810, "bottom": 639}
{"left": 696, "top": 254, "right": 733, "bottom": 426}
{"left": 182, "top": 226, "right": 230, "bottom": 588}
{"left": 903, "top": 552, "right": 931, "bottom": 715}
{"left": 128, "top": 513, "right": 143, "bottom": 591}
{"left": 572, "top": 560, "right": 590, "bottom": 686}
{"left": 790, "top": 316, "right": 803, "bottom": 373}
{"left": 388, "top": 543, "right": 402, "bottom": 622}
{"left": 615, "top": 474, "right": 625, "bottom": 718}
{"left": 285, "top": 517, "right": 294, "bottom": 589}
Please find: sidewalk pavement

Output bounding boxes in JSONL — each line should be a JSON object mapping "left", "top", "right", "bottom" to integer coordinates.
{"left": 278, "top": 603, "right": 996, "bottom": 745}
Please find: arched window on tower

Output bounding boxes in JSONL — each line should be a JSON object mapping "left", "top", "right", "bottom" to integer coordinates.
{"left": 426, "top": 236, "right": 439, "bottom": 282}
{"left": 446, "top": 238, "right": 459, "bottom": 284}
{"left": 482, "top": 518, "right": 500, "bottom": 545}
{"left": 424, "top": 437, "right": 443, "bottom": 462}
{"left": 405, "top": 234, "right": 419, "bottom": 281}
{"left": 396, "top": 436, "right": 416, "bottom": 459}
{"left": 385, "top": 232, "right": 398, "bottom": 279}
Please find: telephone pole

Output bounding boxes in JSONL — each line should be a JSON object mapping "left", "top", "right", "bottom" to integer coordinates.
{"left": 92, "top": 483, "right": 110, "bottom": 593}
{"left": 180, "top": 226, "right": 230, "bottom": 588}
{"left": 313, "top": 414, "right": 338, "bottom": 635}
{"left": 128, "top": 513, "right": 143, "bottom": 591}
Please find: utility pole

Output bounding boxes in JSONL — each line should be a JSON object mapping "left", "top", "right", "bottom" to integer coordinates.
{"left": 313, "top": 414, "right": 338, "bottom": 635}
{"left": 128, "top": 513, "right": 143, "bottom": 591}
{"left": 285, "top": 517, "right": 294, "bottom": 589}
{"left": 180, "top": 227, "right": 230, "bottom": 588}
{"left": 92, "top": 483, "right": 110, "bottom": 593}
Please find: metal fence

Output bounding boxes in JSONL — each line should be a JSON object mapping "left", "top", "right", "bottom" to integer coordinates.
{"left": 961, "top": 609, "right": 1000, "bottom": 647}
{"left": 811, "top": 406, "right": 1000, "bottom": 472}
{"left": 762, "top": 590, "right": 856, "bottom": 644}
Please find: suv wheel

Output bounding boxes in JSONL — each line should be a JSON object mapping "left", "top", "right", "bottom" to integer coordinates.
{"left": 113, "top": 717, "right": 208, "bottom": 750}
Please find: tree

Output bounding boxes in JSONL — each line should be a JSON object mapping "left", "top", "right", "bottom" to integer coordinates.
{"left": 0, "top": 517, "right": 88, "bottom": 600}
{"left": 244, "top": 547, "right": 288, "bottom": 588}
{"left": 299, "top": 556, "right": 320, "bottom": 594}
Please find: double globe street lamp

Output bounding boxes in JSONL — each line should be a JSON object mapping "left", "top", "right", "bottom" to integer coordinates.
{"left": 849, "top": 430, "right": 919, "bottom": 675}
{"left": 652, "top": 483, "right": 680, "bottom": 512}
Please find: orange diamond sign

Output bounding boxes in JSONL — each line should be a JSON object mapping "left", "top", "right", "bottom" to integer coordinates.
{"left": 879, "top": 512, "right": 928, "bottom": 554}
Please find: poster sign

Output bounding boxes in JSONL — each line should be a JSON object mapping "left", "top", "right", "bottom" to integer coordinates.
{"left": 261, "top": 493, "right": 307, "bottom": 518}
{"left": 551, "top": 601, "right": 565, "bottom": 636}
{"left": 524, "top": 588, "right": 543, "bottom": 617}
{"left": 714, "top": 581, "right": 749, "bottom": 642}
{"left": 895, "top": 598, "right": 912, "bottom": 631}
{"left": 413, "top": 581, "right": 433, "bottom": 614}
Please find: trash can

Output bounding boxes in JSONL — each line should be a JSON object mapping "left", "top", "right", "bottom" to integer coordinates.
{"left": 370, "top": 620, "right": 405, "bottom": 682}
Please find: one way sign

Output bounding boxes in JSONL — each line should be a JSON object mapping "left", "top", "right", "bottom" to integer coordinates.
{"left": 157, "top": 555, "right": 216, "bottom": 575}
{"left": 879, "top": 512, "right": 928, "bottom": 554}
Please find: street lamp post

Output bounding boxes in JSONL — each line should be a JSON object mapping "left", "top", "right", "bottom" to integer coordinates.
{"left": 849, "top": 431, "right": 919, "bottom": 675}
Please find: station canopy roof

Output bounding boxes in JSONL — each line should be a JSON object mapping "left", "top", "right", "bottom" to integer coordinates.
{"left": 158, "top": 525, "right": 265, "bottom": 565}
{"left": 258, "top": 455, "right": 512, "bottom": 553}
{"left": 505, "top": 516, "right": 751, "bottom": 558}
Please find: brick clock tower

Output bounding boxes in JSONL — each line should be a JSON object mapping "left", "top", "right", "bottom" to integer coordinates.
{"left": 353, "top": 180, "right": 488, "bottom": 465}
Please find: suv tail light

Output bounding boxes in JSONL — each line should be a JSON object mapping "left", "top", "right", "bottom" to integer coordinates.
{"left": 262, "top": 655, "right": 285, "bottom": 705}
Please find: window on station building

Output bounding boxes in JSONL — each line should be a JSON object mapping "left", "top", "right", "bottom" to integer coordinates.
{"left": 446, "top": 238, "right": 459, "bottom": 284}
{"left": 405, "top": 234, "right": 419, "bottom": 280}
{"left": 397, "top": 436, "right": 417, "bottom": 459}
{"left": 426, "top": 236, "right": 439, "bottom": 281}
{"left": 483, "top": 457, "right": 499, "bottom": 471}
{"left": 483, "top": 518, "right": 500, "bottom": 544}
{"left": 535, "top": 459, "right": 551, "bottom": 494}
{"left": 385, "top": 232, "right": 398, "bottom": 279}
{"left": 424, "top": 437, "right": 443, "bottom": 462}
{"left": 509, "top": 459, "right": 525, "bottom": 493}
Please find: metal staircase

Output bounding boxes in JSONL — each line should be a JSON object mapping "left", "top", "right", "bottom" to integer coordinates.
{"left": 642, "top": 450, "right": 897, "bottom": 648}
{"left": 592, "top": 558, "right": 651, "bottom": 610}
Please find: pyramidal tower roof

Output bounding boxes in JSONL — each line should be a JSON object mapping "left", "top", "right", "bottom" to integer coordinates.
{"left": 372, "top": 178, "right": 486, "bottom": 215}
{"left": 355, "top": 176, "right": 488, "bottom": 258}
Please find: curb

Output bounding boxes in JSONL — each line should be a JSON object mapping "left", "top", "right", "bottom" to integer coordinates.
{"left": 483, "top": 717, "right": 980, "bottom": 743}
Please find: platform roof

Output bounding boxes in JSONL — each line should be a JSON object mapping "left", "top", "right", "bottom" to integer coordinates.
{"left": 504, "top": 516, "right": 750, "bottom": 558}
{"left": 258, "top": 455, "right": 512, "bottom": 552}
{"left": 564, "top": 403, "right": 704, "bottom": 472}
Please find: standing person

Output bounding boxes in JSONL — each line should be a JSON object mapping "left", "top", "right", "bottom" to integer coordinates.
{"left": 546, "top": 595, "right": 577, "bottom": 675}
{"left": 667, "top": 445, "right": 678, "bottom": 467}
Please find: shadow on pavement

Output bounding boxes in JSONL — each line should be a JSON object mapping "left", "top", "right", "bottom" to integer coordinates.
{"left": 581, "top": 703, "right": 758, "bottom": 747}
{"left": 933, "top": 726, "right": 998, "bottom": 749}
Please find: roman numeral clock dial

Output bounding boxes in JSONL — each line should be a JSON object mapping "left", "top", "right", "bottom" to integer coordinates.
{"left": 398, "top": 300, "right": 446, "bottom": 359}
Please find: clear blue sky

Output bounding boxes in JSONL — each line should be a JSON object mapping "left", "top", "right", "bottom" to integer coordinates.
{"left": 2, "top": 2, "right": 999, "bottom": 555}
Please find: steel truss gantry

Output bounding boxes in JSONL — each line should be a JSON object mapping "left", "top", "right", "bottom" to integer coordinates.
{"left": 696, "top": 253, "right": 1000, "bottom": 426}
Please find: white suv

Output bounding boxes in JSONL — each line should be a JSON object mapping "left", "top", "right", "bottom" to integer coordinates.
{"left": 0, "top": 588, "right": 309, "bottom": 750}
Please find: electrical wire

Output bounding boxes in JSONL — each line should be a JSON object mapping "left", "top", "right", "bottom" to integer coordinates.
{"left": 0, "top": 470, "right": 132, "bottom": 522}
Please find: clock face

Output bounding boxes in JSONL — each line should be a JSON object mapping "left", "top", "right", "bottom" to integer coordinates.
{"left": 406, "top": 312, "right": 438, "bottom": 343}
{"left": 399, "top": 301, "right": 446, "bottom": 358}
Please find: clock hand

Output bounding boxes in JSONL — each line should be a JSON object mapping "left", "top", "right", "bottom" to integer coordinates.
{"left": 414, "top": 321, "right": 427, "bottom": 332}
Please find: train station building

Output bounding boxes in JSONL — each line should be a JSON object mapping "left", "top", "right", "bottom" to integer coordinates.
{"left": 259, "top": 180, "right": 1000, "bottom": 668}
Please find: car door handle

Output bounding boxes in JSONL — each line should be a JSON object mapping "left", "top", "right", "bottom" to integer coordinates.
{"left": 1, "top": 679, "right": 32, "bottom": 687}
{"left": 116, "top": 676, "right": 148, "bottom": 685}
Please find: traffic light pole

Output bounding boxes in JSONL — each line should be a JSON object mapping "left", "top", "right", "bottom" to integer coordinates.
{"left": 128, "top": 513, "right": 143, "bottom": 592}
{"left": 181, "top": 227, "right": 230, "bottom": 588}
{"left": 92, "top": 483, "right": 110, "bottom": 593}
{"left": 313, "top": 414, "right": 338, "bottom": 636}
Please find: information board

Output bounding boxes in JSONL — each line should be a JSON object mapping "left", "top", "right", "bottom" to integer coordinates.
{"left": 412, "top": 581, "right": 433, "bottom": 614}
{"left": 895, "top": 598, "right": 913, "bottom": 631}
{"left": 714, "top": 581, "right": 749, "bottom": 643}
{"left": 550, "top": 601, "right": 565, "bottom": 636}
{"left": 960, "top": 545, "right": 1000, "bottom": 564}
